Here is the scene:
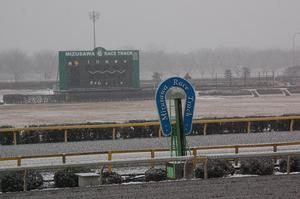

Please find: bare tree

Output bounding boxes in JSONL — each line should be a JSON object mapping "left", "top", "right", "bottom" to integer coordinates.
{"left": 0, "top": 49, "right": 30, "bottom": 82}
{"left": 0, "top": 53, "right": 5, "bottom": 71}
{"left": 284, "top": 65, "right": 300, "bottom": 77}
{"left": 140, "top": 48, "right": 292, "bottom": 80}
{"left": 152, "top": 72, "right": 162, "bottom": 82}
{"left": 184, "top": 72, "right": 192, "bottom": 81}
{"left": 200, "top": 70, "right": 206, "bottom": 79}
{"left": 32, "top": 50, "right": 57, "bottom": 80}
{"left": 233, "top": 65, "right": 242, "bottom": 78}
{"left": 152, "top": 72, "right": 162, "bottom": 88}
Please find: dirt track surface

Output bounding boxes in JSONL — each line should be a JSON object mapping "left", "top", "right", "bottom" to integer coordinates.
{"left": 2, "top": 174, "right": 300, "bottom": 199}
{"left": 1, "top": 131, "right": 300, "bottom": 157}
{"left": 1, "top": 95, "right": 300, "bottom": 127}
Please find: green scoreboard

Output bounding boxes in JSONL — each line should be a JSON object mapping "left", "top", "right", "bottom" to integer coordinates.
{"left": 58, "top": 47, "right": 140, "bottom": 91}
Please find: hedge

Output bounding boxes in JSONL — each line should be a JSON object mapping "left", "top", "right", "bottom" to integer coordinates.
{"left": 0, "top": 171, "right": 43, "bottom": 192}
{"left": 195, "top": 160, "right": 235, "bottom": 178}
{"left": 279, "top": 157, "right": 300, "bottom": 173}
{"left": 101, "top": 171, "right": 122, "bottom": 184}
{"left": 54, "top": 167, "right": 90, "bottom": 188}
{"left": 145, "top": 168, "right": 167, "bottom": 182}
{"left": 240, "top": 158, "right": 274, "bottom": 175}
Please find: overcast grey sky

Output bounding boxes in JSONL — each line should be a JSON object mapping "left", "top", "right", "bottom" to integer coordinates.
{"left": 1, "top": 0, "right": 300, "bottom": 53}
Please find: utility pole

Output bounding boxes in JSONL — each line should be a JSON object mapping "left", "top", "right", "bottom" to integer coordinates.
{"left": 89, "top": 11, "right": 100, "bottom": 49}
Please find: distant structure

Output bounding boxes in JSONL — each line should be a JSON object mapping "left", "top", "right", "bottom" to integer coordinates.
{"left": 58, "top": 47, "right": 140, "bottom": 91}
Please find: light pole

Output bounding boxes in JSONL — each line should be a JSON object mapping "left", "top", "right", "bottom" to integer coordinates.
{"left": 292, "top": 32, "right": 300, "bottom": 67}
{"left": 89, "top": 11, "right": 100, "bottom": 49}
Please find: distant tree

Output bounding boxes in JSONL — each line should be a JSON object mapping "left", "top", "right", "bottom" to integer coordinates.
{"left": 283, "top": 66, "right": 300, "bottom": 77}
{"left": 184, "top": 72, "right": 192, "bottom": 81}
{"left": 152, "top": 72, "right": 162, "bottom": 88}
{"left": 233, "top": 65, "right": 242, "bottom": 78}
{"left": 242, "top": 67, "right": 251, "bottom": 78}
{"left": 200, "top": 70, "right": 205, "bottom": 78}
{"left": 32, "top": 50, "right": 57, "bottom": 80}
{"left": 210, "top": 68, "right": 216, "bottom": 79}
{"left": 0, "top": 53, "right": 5, "bottom": 71}
{"left": 152, "top": 72, "right": 162, "bottom": 82}
{"left": 0, "top": 49, "right": 30, "bottom": 82}
{"left": 140, "top": 48, "right": 291, "bottom": 79}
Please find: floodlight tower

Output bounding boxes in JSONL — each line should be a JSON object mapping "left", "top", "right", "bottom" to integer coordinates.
{"left": 89, "top": 11, "right": 100, "bottom": 49}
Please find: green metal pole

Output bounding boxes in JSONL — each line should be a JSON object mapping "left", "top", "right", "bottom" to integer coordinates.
{"left": 174, "top": 98, "right": 186, "bottom": 156}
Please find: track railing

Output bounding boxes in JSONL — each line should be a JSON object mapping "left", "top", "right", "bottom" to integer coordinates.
{"left": 1, "top": 115, "right": 300, "bottom": 145}
{"left": 1, "top": 140, "right": 300, "bottom": 170}
{"left": 2, "top": 149, "right": 300, "bottom": 192}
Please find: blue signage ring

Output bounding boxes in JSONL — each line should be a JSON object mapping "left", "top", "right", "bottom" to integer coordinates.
{"left": 155, "top": 77, "right": 196, "bottom": 136}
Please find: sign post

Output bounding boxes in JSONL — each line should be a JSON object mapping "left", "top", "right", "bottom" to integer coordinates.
{"left": 155, "top": 77, "right": 196, "bottom": 179}
{"left": 174, "top": 98, "right": 186, "bottom": 156}
{"left": 155, "top": 77, "right": 196, "bottom": 137}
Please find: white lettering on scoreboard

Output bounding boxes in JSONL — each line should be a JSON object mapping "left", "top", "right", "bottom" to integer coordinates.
{"left": 65, "top": 51, "right": 134, "bottom": 57}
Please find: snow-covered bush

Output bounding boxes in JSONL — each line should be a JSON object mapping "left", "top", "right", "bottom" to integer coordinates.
{"left": 101, "top": 171, "right": 122, "bottom": 184}
{"left": 240, "top": 158, "right": 274, "bottom": 175}
{"left": 54, "top": 167, "right": 90, "bottom": 188}
{"left": 1, "top": 171, "right": 43, "bottom": 192}
{"left": 195, "top": 160, "right": 235, "bottom": 178}
{"left": 279, "top": 157, "right": 300, "bottom": 173}
{"left": 145, "top": 168, "right": 167, "bottom": 182}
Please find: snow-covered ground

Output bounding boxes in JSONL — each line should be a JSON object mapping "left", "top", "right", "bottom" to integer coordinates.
{"left": 1, "top": 92, "right": 300, "bottom": 127}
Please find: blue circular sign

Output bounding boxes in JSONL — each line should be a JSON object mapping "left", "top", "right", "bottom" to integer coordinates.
{"left": 155, "top": 77, "right": 196, "bottom": 136}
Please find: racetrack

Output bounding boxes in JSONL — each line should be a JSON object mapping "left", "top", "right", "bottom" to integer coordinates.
{"left": 1, "top": 95, "right": 300, "bottom": 197}
{"left": 1, "top": 95, "right": 300, "bottom": 127}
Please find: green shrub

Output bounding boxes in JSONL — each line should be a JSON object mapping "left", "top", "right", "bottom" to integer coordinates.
{"left": 54, "top": 167, "right": 90, "bottom": 188}
{"left": 101, "top": 171, "right": 122, "bottom": 184}
{"left": 279, "top": 157, "right": 300, "bottom": 173}
{"left": 145, "top": 168, "right": 167, "bottom": 182}
{"left": 195, "top": 160, "right": 235, "bottom": 178}
{"left": 240, "top": 158, "right": 274, "bottom": 175}
{"left": 1, "top": 171, "right": 43, "bottom": 193}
